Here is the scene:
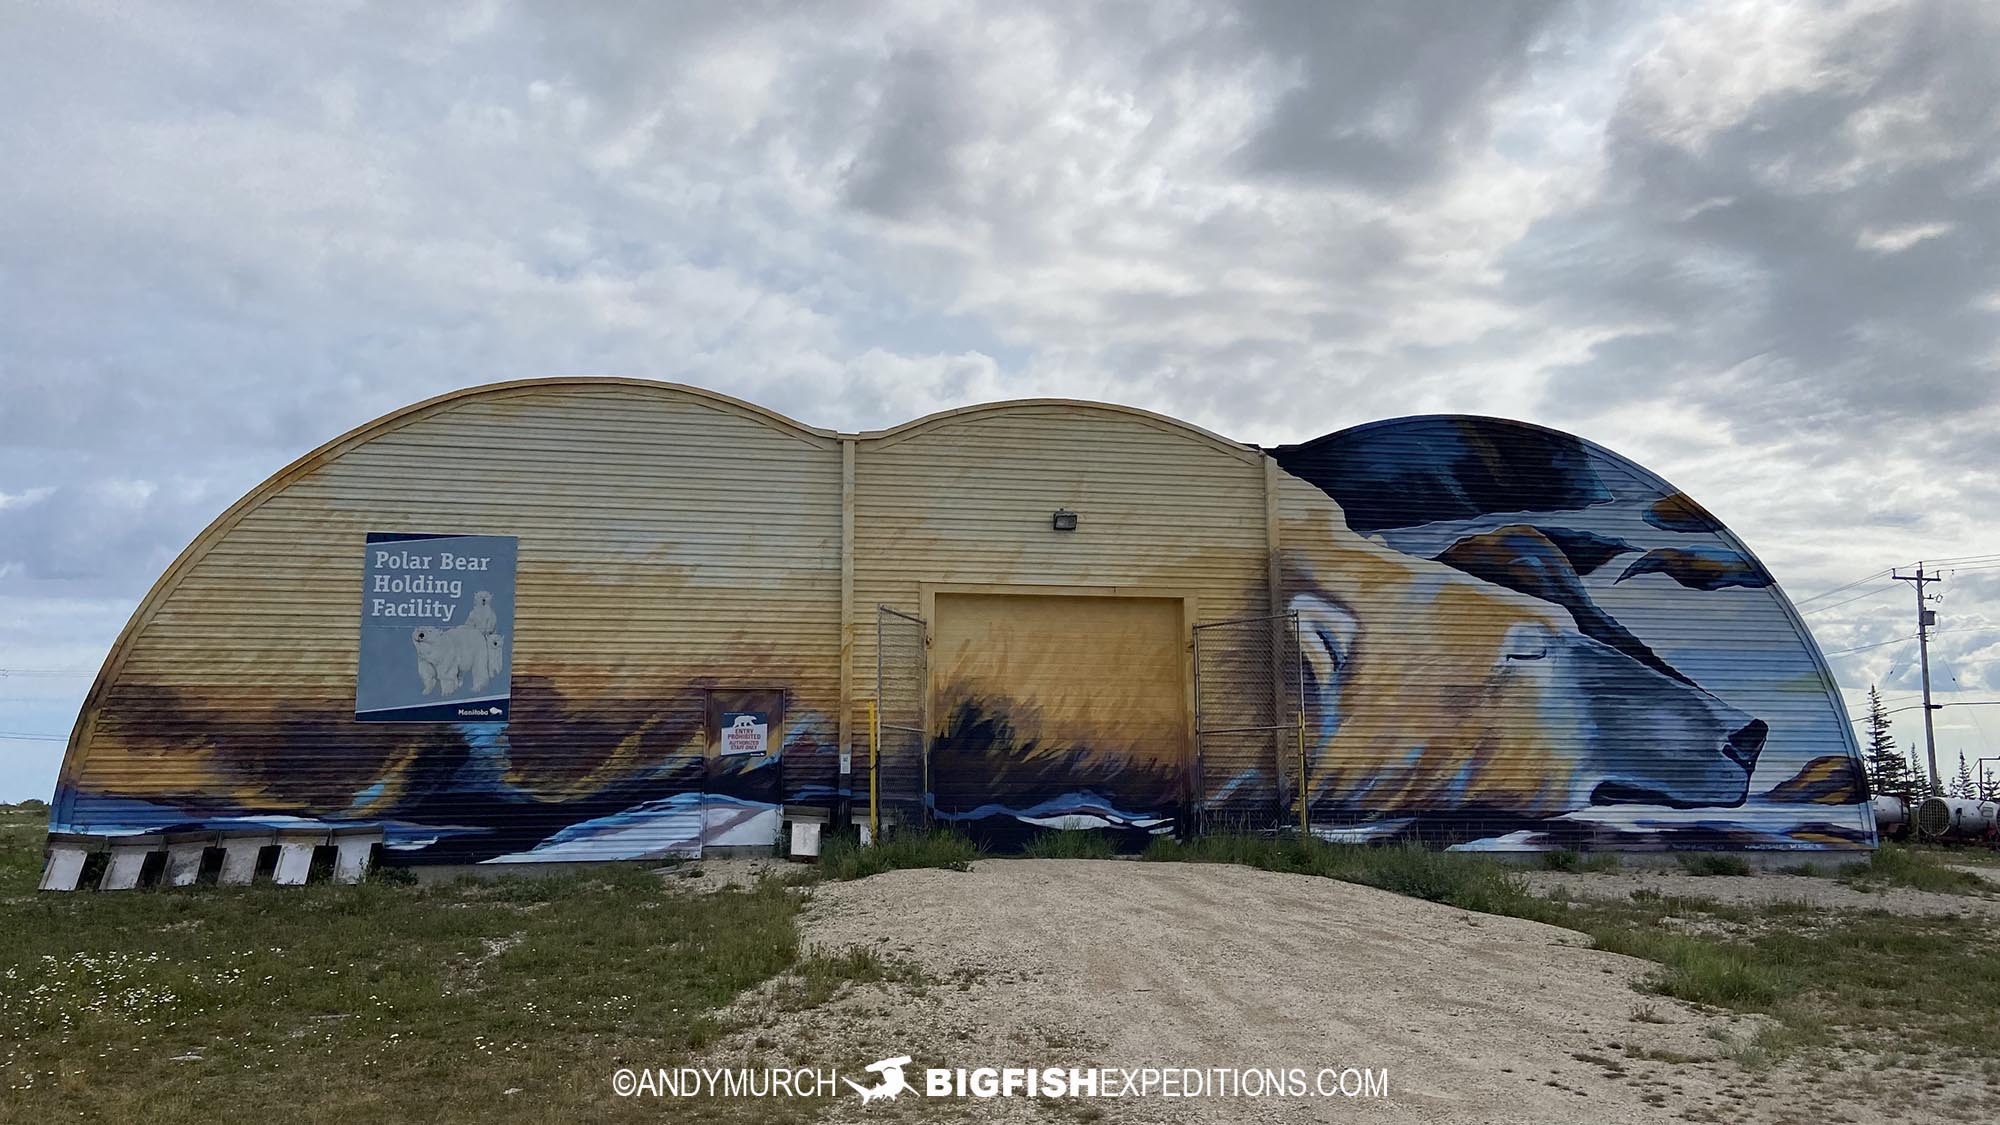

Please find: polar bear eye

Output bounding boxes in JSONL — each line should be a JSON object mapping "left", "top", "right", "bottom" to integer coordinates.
{"left": 1288, "top": 592, "right": 1359, "bottom": 688}
{"left": 1498, "top": 622, "right": 1556, "bottom": 666}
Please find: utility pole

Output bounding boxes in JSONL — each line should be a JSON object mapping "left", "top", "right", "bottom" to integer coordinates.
{"left": 1893, "top": 563, "right": 1943, "bottom": 792}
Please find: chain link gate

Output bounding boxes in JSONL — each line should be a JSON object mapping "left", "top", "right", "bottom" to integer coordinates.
{"left": 873, "top": 605, "right": 930, "bottom": 837}
{"left": 1192, "top": 611, "right": 1308, "bottom": 835}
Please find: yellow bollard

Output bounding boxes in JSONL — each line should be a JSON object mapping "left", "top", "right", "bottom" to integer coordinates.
{"left": 868, "top": 699, "right": 880, "bottom": 845}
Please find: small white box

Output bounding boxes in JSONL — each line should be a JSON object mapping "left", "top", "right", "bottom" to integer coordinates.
{"left": 790, "top": 820, "right": 823, "bottom": 858}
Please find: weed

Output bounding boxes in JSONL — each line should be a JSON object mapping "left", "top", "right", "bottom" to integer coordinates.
{"left": 1021, "top": 830, "right": 1118, "bottom": 860}
{"left": 817, "top": 829, "right": 982, "bottom": 881}
{"left": 1676, "top": 853, "right": 1752, "bottom": 877}
{"left": 1839, "top": 844, "right": 1997, "bottom": 895}
{"left": 1143, "top": 835, "right": 1559, "bottom": 922}
{"left": 776, "top": 946, "right": 921, "bottom": 1010}
{"left": 1543, "top": 849, "right": 1620, "bottom": 872}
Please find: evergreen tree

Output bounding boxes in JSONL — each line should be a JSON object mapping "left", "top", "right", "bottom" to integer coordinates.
{"left": 1980, "top": 763, "right": 1999, "bottom": 802}
{"left": 1906, "top": 743, "right": 1933, "bottom": 797}
{"left": 1953, "top": 751, "right": 1976, "bottom": 799}
{"left": 1861, "top": 686, "right": 1906, "bottom": 798}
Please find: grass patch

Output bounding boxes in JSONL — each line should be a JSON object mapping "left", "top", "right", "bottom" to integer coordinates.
{"left": 1020, "top": 830, "right": 1119, "bottom": 860}
{"left": 1917, "top": 845, "right": 2000, "bottom": 869}
{"left": 776, "top": 946, "right": 922, "bottom": 1010}
{"left": 1143, "top": 834, "right": 1558, "bottom": 922}
{"left": 1675, "top": 853, "right": 1752, "bottom": 876}
{"left": 0, "top": 803, "right": 833, "bottom": 1123}
{"left": 1542, "top": 849, "right": 1620, "bottom": 872}
{"left": 1839, "top": 843, "right": 1998, "bottom": 895}
{"left": 1556, "top": 881, "right": 2000, "bottom": 1067}
{"left": 816, "top": 829, "right": 981, "bottom": 881}
{"left": 1144, "top": 831, "right": 2000, "bottom": 1075}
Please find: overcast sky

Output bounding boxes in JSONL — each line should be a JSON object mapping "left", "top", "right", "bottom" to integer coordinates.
{"left": 4, "top": 0, "right": 1999, "bottom": 800}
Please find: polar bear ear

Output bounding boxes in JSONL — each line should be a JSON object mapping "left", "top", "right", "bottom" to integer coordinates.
{"left": 1288, "top": 592, "right": 1359, "bottom": 690}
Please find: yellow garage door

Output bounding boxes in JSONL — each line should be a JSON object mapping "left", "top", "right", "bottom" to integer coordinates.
{"left": 929, "top": 592, "right": 1189, "bottom": 844}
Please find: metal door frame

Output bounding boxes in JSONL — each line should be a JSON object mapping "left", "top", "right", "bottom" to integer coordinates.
{"left": 1192, "top": 610, "right": 1307, "bottom": 834}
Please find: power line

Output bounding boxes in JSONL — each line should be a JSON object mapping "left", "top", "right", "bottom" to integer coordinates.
{"left": 1794, "top": 568, "right": 1895, "bottom": 606}
{"left": 1848, "top": 699, "right": 2000, "bottom": 722}
{"left": 1799, "top": 584, "right": 1902, "bottom": 616}
{"left": 1822, "top": 634, "right": 1919, "bottom": 658}
{"left": 0, "top": 731, "right": 67, "bottom": 742}
{"left": 1794, "top": 554, "right": 2000, "bottom": 607}
{"left": 1936, "top": 653, "right": 1997, "bottom": 766}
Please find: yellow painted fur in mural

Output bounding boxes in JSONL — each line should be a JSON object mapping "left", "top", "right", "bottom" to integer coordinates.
{"left": 1275, "top": 475, "right": 1760, "bottom": 820}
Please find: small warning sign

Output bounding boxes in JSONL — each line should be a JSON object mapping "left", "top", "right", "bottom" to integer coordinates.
{"left": 720, "top": 712, "right": 769, "bottom": 757}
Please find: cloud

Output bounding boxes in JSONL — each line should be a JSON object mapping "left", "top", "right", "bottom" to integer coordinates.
{"left": 1, "top": 0, "right": 1998, "bottom": 796}
{"left": 1230, "top": 0, "right": 1572, "bottom": 189}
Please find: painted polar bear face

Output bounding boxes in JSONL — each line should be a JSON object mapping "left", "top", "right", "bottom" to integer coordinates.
{"left": 1282, "top": 501, "right": 1763, "bottom": 821}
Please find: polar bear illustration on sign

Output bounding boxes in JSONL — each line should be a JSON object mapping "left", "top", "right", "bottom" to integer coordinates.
{"left": 413, "top": 622, "right": 507, "bottom": 695}
{"left": 412, "top": 589, "right": 508, "bottom": 696}
{"left": 466, "top": 590, "right": 497, "bottom": 635}
{"left": 484, "top": 632, "right": 507, "bottom": 684}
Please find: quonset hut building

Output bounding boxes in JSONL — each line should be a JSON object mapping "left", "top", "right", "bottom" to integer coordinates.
{"left": 49, "top": 379, "right": 1875, "bottom": 865}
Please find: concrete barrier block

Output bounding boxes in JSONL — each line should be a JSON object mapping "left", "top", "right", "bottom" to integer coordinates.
{"left": 331, "top": 826, "right": 383, "bottom": 884}
{"left": 100, "top": 834, "right": 165, "bottom": 891}
{"left": 272, "top": 829, "right": 328, "bottom": 885}
{"left": 39, "top": 833, "right": 104, "bottom": 892}
{"left": 218, "top": 832, "right": 276, "bottom": 886}
{"left": 163, "top": 831, "right": 217, "bottom": 887}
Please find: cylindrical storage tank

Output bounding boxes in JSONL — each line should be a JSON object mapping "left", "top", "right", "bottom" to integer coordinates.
{"left": 1951, "top": 799, "right": 1999, "bottom": 838}
{"left": 1916, "top": 797, "right": 1952, "bottom": 837}
{"left": 1870, "top": 795, "right": 1908, "bottom": 837}
{"left": 1916, "top": 797, "right": 2000, "bottom": 839}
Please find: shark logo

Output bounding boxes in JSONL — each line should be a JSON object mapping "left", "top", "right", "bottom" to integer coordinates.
{"left": 845, "top": 1056, "right": 917, "bottom": 1105}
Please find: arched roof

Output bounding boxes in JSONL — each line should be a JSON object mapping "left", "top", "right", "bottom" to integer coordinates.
{"left": 60, "top": 377, "right": 830, "bottom": 775}
{"left": 63, "top": 380, "right": 1261, "bottom": 774}
{"left": 855, "top": 398, "right": 1263, "bottom": 464}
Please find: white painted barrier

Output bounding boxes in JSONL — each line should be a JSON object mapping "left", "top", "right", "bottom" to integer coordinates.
{"left": 101, "top": 835, "right": 165, "bottom": 890}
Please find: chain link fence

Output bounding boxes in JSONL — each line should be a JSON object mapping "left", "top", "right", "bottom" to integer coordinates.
{"left": 874, "top": 605, "right": 929, "bottom": 834}
{"left": 1192, "top": 611, "right": 1306, "bottom": 834}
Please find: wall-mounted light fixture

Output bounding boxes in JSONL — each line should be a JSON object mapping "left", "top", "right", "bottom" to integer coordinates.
{"left": 1051, "top": 508, "right": 1078, "bottom": 532}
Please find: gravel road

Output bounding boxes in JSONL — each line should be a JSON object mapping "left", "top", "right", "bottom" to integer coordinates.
{"left": 712, "top": 860, "right": 1810, "bottom": 1124}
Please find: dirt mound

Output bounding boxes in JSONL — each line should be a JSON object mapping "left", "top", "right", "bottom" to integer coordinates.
{"left": 757, "top": 860, "right": 1774, "bottom": 1123}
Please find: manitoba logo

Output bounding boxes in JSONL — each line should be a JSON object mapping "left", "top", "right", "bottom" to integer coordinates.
{"left": 845, "top": 1056, "right": 918, "bottom": 1105}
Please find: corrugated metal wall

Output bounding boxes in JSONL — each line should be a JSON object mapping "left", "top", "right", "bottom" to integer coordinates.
{"left": 54, "top": 388, "right": 1870, "bottom": 860}
{"left": 62, "top": 382, "right": 843, "bottom": 861}
{"left": 851, "top": 403, "right": 1273, "bottom": 836}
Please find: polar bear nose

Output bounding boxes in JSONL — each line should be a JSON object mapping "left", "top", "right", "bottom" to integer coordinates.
{"left": 1722, "top": 719, "right": 1766, "bottom": 772}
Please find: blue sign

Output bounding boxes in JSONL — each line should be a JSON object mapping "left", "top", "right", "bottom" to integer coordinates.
{"left": 357, "top": 532, "right": 516, "bottom": 722}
